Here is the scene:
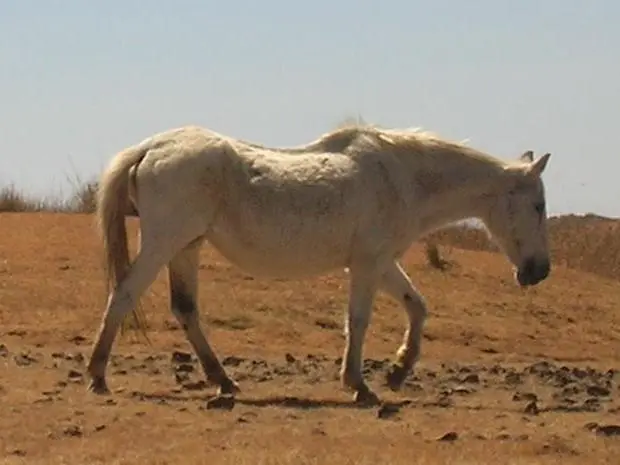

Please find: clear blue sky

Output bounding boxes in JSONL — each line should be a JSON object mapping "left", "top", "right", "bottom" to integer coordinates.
{"left": 1, "top": 1, "right": 619, "bottom": 217}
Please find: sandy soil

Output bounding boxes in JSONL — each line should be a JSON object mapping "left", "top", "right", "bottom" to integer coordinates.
{"left": 1, "top": 213, "right": 619, "bottom": 464}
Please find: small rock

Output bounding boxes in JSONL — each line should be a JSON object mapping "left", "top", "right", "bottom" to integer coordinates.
{"left": 461, "top": 373, "right": 480, "bottom": 384}
{"left": 285, "top": 353, "right": 296, "bottom": 364}
{"left": 504, "top": 372, "right": 522, "bottom": 385}
{"left": 175, "top": 363, "right": 194, "bottom": 373}
{"left": 437, "top": 431, "right": 458, "bottom": 442}
{"left": 68, "top": 369, "right": 82, "bottom": 379}
{"left": 586, "top": 385, "right": 610, "bottom": 397}
{"left": 595, "top": 424, "right": 620, "bottom": 437}
{"left": 377, "top": 403, "right": 400, "bottom": 419}
{"left": 435, "top": 395, "right": 453, "bottom": 408}
{"left": 63, "top": 425, "right": 83, "bottom": 437}
{"left": 524, "top": 401, "right": 540, "bottom": 415}
{"left": 453, "top": 385, "right": 475, "bottom": 395}
{"left": 513, "top": 392, "right": 538, "bottom": 402}
{"left": 69, "top": 335, "right": 87, "bottom": 345}
{"left": 0, "top": 344, "right": 9, "bottom": 357}
{"left": 94, "top": 424, "right": 106, "bottom": 432}
{"left": 14, "top": 352, "right": 37, "bottom": 366}
{"left": 222, "top": 356, "right": 244, "bottom": 367}
{"left": 171, "top": 351, "right": 192, "bottom": 364}
{"left": 182, "top": 380, "right": 207, "bottom": 391}
{"left": 584, "top": 422, "right": 599, "bottom": 431}
{"left": 10, "top": 449, "right": 26, "bottom": 457}
{"left": 206, "top": 395, "right": 235, "bottom": 410}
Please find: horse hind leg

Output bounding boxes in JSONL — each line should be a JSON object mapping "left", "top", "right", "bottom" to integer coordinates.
{"left": 87, "top": 214, "right": 209, "bottom": 394}
{"left": 168, "top": 238, "right": 239, "bottom": 396}
{"left": 87, "top": 234, "right": 181, "bottom": 394}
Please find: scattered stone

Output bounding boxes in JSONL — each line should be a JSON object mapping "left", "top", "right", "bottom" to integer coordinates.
{"left": 69, "top": 335, "right": 87, "bottom": 345}
{"left": 7, "top": 329, "right": 26, "bottom": 337}
{"left": 0, "top": 344, "right": 9, "bottom": 357}
{"left": 94, "top": 424, "right": 106, "bottom": 432}
{"left": 437, "top": 431, "right": 458, "bottom": 442}
{"left": 513, "top": 392, "right": 538, "bottom": 402}
{"left": 10, "top": 449, "right": 26, "bottom": 457}
{"left": 376, "top": 403, "right": 400, "bottom": 420}
{"left": 453, "top": 385, "right": 475, "bottom": 395}
{"left": 504, "top": 372, "right": 522, "bottom": 385}
{"left": 63, "top": 425, "right": 83, "bottom": 437}
{"left": 285, "top": 353, "right": 296, "bottom": 364}
{"left": 14, "top": 352, "right": 37, "bottom": 366}
{"left": 171, "top": 351, "right": 192, "bottom": 364}
{"left": 206, "top": 395, "right": 235, "bottom": 410}
{"left": 175, "top": 363, "right": 194, "bottom": 373}
{"left": 67, "top": 369, "right": 82, "bottom": 380}
{"left": 182, "top": 381, "right": 207, "bottom": 391}
{"left": 586, "top": 385, "right": 611, "bottom": 397}
{"left": 595, "top": 424, "right": 620, "bottom": 437}
{"left": 584, "top": 422, "right": 599, "bottom": 431}
{"left": 461, "top": 373, "right": 480, "bottom": 384}
{"left": 524, "top": 401, "right": 540, "bottom": 415}
{"left": 222, "top": 356, "right": 244, "bottom": 367}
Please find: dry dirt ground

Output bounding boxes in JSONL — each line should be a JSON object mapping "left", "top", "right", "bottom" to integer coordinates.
{"left": 1, "top": 213, "right": 619, "bottom": 465}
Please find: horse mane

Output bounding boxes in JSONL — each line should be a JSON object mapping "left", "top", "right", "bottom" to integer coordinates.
{"left": 317, "top": 121, "right": 508, "bottom": 170}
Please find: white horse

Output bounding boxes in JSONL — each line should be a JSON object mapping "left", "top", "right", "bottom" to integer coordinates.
{"left": 86, "top": 123, "right": 552, "bottom": 405}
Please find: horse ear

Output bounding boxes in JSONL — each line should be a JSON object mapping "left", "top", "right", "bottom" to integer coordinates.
{"left": 519, "top": 150, "right": 534, "bottom": 163}
{"left": 528, "top": 152, "right": 551, "bottom": 176}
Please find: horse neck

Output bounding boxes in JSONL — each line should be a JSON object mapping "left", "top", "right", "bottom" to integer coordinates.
{"left": 411, "top": 148, "right": 506, "bottom": 234}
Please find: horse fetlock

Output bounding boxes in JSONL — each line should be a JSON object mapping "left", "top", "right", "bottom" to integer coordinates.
{"left": 87, "top": 376, "right": 110, "bottom": 395}
{"left": 217, "top": 377, "right": 241, "bottom": 396}
{"left": 352, "top": 384, "right": 381, "bottom": 406}
{"left": 340, "top": 362, "right": 359, "bottom": 385}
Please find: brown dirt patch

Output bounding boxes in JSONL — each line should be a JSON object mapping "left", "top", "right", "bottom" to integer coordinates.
{"left": 1, "top": 213, "right": 619, "bottom": 464}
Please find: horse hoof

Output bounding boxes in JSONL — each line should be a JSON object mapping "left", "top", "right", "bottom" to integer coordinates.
{"left": 217, "top": 378, "right": 240, "bottom": 396}
{"left": 386, "top": 364, "right": 408, "bottom": 391}
{"left": 87, "top": 377, "right": 110, "bottom": 395}
{"left": 353, "top": 387, "right": 381, "bottom": 407}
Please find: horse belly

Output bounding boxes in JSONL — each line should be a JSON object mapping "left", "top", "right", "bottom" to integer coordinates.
{"left": 207, "top": 215, "right": 354, "bottom": 278}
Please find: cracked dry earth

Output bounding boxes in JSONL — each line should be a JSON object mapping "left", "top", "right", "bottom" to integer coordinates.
{"left": 1, "top": 213, "right": 620, "bottom": 464}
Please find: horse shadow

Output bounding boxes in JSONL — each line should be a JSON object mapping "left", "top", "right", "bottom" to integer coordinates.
{"left": 128, "top": 390, "right": 411, "bottom": 410}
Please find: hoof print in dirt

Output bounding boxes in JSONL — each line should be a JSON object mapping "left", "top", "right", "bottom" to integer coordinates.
{"left": 206, "top": 395, "right": 235, "bottom": 411}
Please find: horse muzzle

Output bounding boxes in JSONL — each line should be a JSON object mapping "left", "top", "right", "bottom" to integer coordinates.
{"left": 516, "top": 257, "right": 550, "bottom": 287}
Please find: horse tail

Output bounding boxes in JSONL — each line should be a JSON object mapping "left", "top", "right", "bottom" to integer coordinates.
{"left": 96, "top": 143, "right": 150, "bottom": 328}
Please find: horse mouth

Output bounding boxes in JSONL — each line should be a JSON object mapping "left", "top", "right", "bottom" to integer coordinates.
{"left": 516, "top": 258, "right": 550, "bottom": 287}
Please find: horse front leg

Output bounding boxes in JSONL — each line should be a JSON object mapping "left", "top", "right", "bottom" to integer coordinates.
{"left": 339, "top": 266, "right": 381, "bottom": 406}
{"left": 379, "top": 261, "right": 428, "bottom": 391}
